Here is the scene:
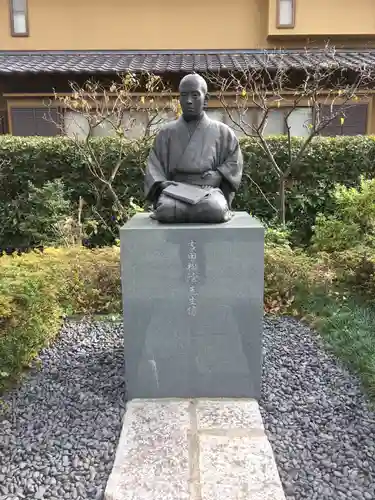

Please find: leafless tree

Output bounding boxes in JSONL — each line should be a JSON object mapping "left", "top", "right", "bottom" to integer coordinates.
{"left": 49, "top": 72, "right": 179, "bottom": 220}
{"left": 206, "top": 44, "right": 375, "bottom": 225}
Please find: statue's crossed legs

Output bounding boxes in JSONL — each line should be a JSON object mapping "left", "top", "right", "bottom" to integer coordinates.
{"left": 152, "top": 187, "right": 231, "bottom": 223}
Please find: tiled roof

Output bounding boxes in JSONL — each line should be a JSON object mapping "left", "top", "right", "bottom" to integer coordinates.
{"left": 0, "top": 49, "right": 375, "bottom": 74}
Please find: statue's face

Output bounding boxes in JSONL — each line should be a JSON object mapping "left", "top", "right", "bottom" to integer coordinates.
{"left": 179, "top": 78, "right": 206, "bottom": 119}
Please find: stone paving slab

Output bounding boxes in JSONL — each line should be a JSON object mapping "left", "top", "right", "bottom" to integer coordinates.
{"left": 104, "top": 398, "right": 286, "bottom": 500}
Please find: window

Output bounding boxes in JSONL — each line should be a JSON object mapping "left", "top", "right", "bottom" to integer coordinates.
{"left": 64, "top": 110, "right": 90, "bottom": 139}
{"left": 277, "top": 0, "right": 295, "bottom": 28}
{"left": 320, "top": 104, "right": 368, "bottom": 136}
{"left": 262, "top": 109, "right": 285, "bottom": 136}
{"left": 11, "top": 107, "right": 59, "bottom": 136}
{"left": 10, "top": 0, "right": 28, "bottom": 36}
{"left": 224, "top": 109, "right": 257, "bottom": 138}
{"left": 206, "top": 107, "right": 312, "bottom": 137}
{"left": 148, "top": 110, "right": 175, "bottom": 135}
{"left": 206, "top": 108, "right": 225, "bottom": 122}
{"left": 287, "top": 108, "right": 312, "bottom": 137}
{"left": 261, "top": 108, "right": 312, "bottom": 137}
{"left": 64, "top": 109, "right": 153, "bottom": 139}
{"left": 206, "top": 108, "right": 257, "bottom": 138}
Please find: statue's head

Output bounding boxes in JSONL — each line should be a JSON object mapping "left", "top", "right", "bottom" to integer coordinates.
{"left": 179, "top": 73, "right": 208, "bottom": 120}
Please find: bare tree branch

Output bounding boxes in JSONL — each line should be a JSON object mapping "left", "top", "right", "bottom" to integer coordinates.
{"left": 46, "top": 72, "right": 179, "bottom": 223}
{"left": 244, "top": 173, "right": 278, "bottom": 214}
{"left": 206, "top": 44, "right": 375, "bottom": 225}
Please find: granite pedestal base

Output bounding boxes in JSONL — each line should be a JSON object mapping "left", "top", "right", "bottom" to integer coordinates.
{"left": 104, "top": 399, "right": 286, "bottom": 500}
{"left": 120, "top": 212, "right": 264, "bottom": 400}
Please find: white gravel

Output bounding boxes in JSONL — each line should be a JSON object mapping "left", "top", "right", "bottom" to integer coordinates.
{"left": 0, "top": 316, "right": 374, "bottom": 500}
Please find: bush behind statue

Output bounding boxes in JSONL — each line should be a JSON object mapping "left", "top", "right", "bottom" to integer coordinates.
{"left": 1, "top": 135, "right": 375, "bottom": 250}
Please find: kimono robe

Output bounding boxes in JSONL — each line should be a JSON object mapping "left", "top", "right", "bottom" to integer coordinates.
{"left": 144, "top": 112, "right": 243, "bottom": 223}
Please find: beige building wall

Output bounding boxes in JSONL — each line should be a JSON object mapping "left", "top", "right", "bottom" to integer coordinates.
{"left": 1, "top": 0, "right": 375, "bottom": 134}
{"left": 269, "top": 0, "right": 375, "bottom": 37}
{"left": 0, "top": 0, "right": 268, "bottom": 51}
{"left": 0, "top": 0, "right": 375, "bottom": 51}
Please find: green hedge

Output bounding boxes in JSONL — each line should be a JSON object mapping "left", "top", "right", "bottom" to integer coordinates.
{"left": 1, "top": 135, "right": 375, "bottom": 249}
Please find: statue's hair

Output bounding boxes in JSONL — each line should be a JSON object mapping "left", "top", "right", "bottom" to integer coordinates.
{"left": 179, "top": 73, "right": 208, "bottom": 94}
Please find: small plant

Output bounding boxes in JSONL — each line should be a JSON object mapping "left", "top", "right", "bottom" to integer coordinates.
{"left": 307, "top": 297, "right": 375, "bottom": 398}
{"left": 311, "top": 214, "right": 361, "bottom": 252}
{"left": 265, "top": 223, "right": 292, "bottom": 247}
{"left": 312, "top": 177, "right": 375, "bottom": 252}
{"left": 15, "top": 179, "right": 73, "bottom": 248}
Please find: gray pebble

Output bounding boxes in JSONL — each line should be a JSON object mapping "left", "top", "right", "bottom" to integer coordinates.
{"left": 35, "top": 485, "right": 46, "bottom": 499}
{"left": 1, "top": 317, "right": 375, "bottom": 500}
{"left": 0, "top": 320, "right": 125, "bottom": 500}
{"left": 260, "top": 317, "right": 375, "bottom": 500}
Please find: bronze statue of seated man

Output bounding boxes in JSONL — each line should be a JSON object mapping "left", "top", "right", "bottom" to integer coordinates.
{"left": 144, "top": 73, "right": 243, "bottom": 223}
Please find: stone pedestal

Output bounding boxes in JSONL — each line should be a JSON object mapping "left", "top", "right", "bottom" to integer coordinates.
{"left": 120, "top": 212, "right": 264, "bottom": 400}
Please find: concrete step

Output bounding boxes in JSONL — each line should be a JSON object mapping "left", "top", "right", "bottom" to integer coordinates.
{"left": 104, "top": 398, "right": 286, "bottom": 500}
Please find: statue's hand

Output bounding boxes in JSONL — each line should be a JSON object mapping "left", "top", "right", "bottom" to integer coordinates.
{"left": 201, "top": 170, "right": 222, "bottom": 183}
{"left": 159, "top": 181, "right": 178, "bottom": 191}
{"left": 159, "top": 181, "right": 169, "bottom": 191}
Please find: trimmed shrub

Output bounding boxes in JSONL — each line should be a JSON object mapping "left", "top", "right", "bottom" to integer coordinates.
{"left": 309, "top": 177, "right": 375, "bottom": 301}
{"left": 1, "top": 242, "right": 374, "bottom": 396}
{"left": 1, "top": 135, "right": 375, "bottom": 250}
{"left": 311, "top": 215, "right": 362, "bottom": 253}
{"left": 0, "top": 242, "right": 333, "bottom": 391}
{"left": 312, "top": 177, "right": 375, "bottom": 252}
{"left": 238, "top": 135, "right": 375, "bottom": 244}
{"left": 320, "top": 247, "right": 375, "bottom": 302}
{"left": 0, "top": 254, "right": 63, "bottom": 386}
{"left": 264, "top": 244, "right": 334, "bottom": 313}
{"left": 14, "top": 179, "right": 74, "bottom": 248}
{"left": 0, "top": 246, "right": 121, "bottom": 391}
{"left": 0, "top": 136, "right": 147, "bottom": 251}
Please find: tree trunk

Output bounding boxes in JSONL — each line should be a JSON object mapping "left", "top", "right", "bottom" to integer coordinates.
{"left": 279, "top": 176, "right": 286, "bottom": 226}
